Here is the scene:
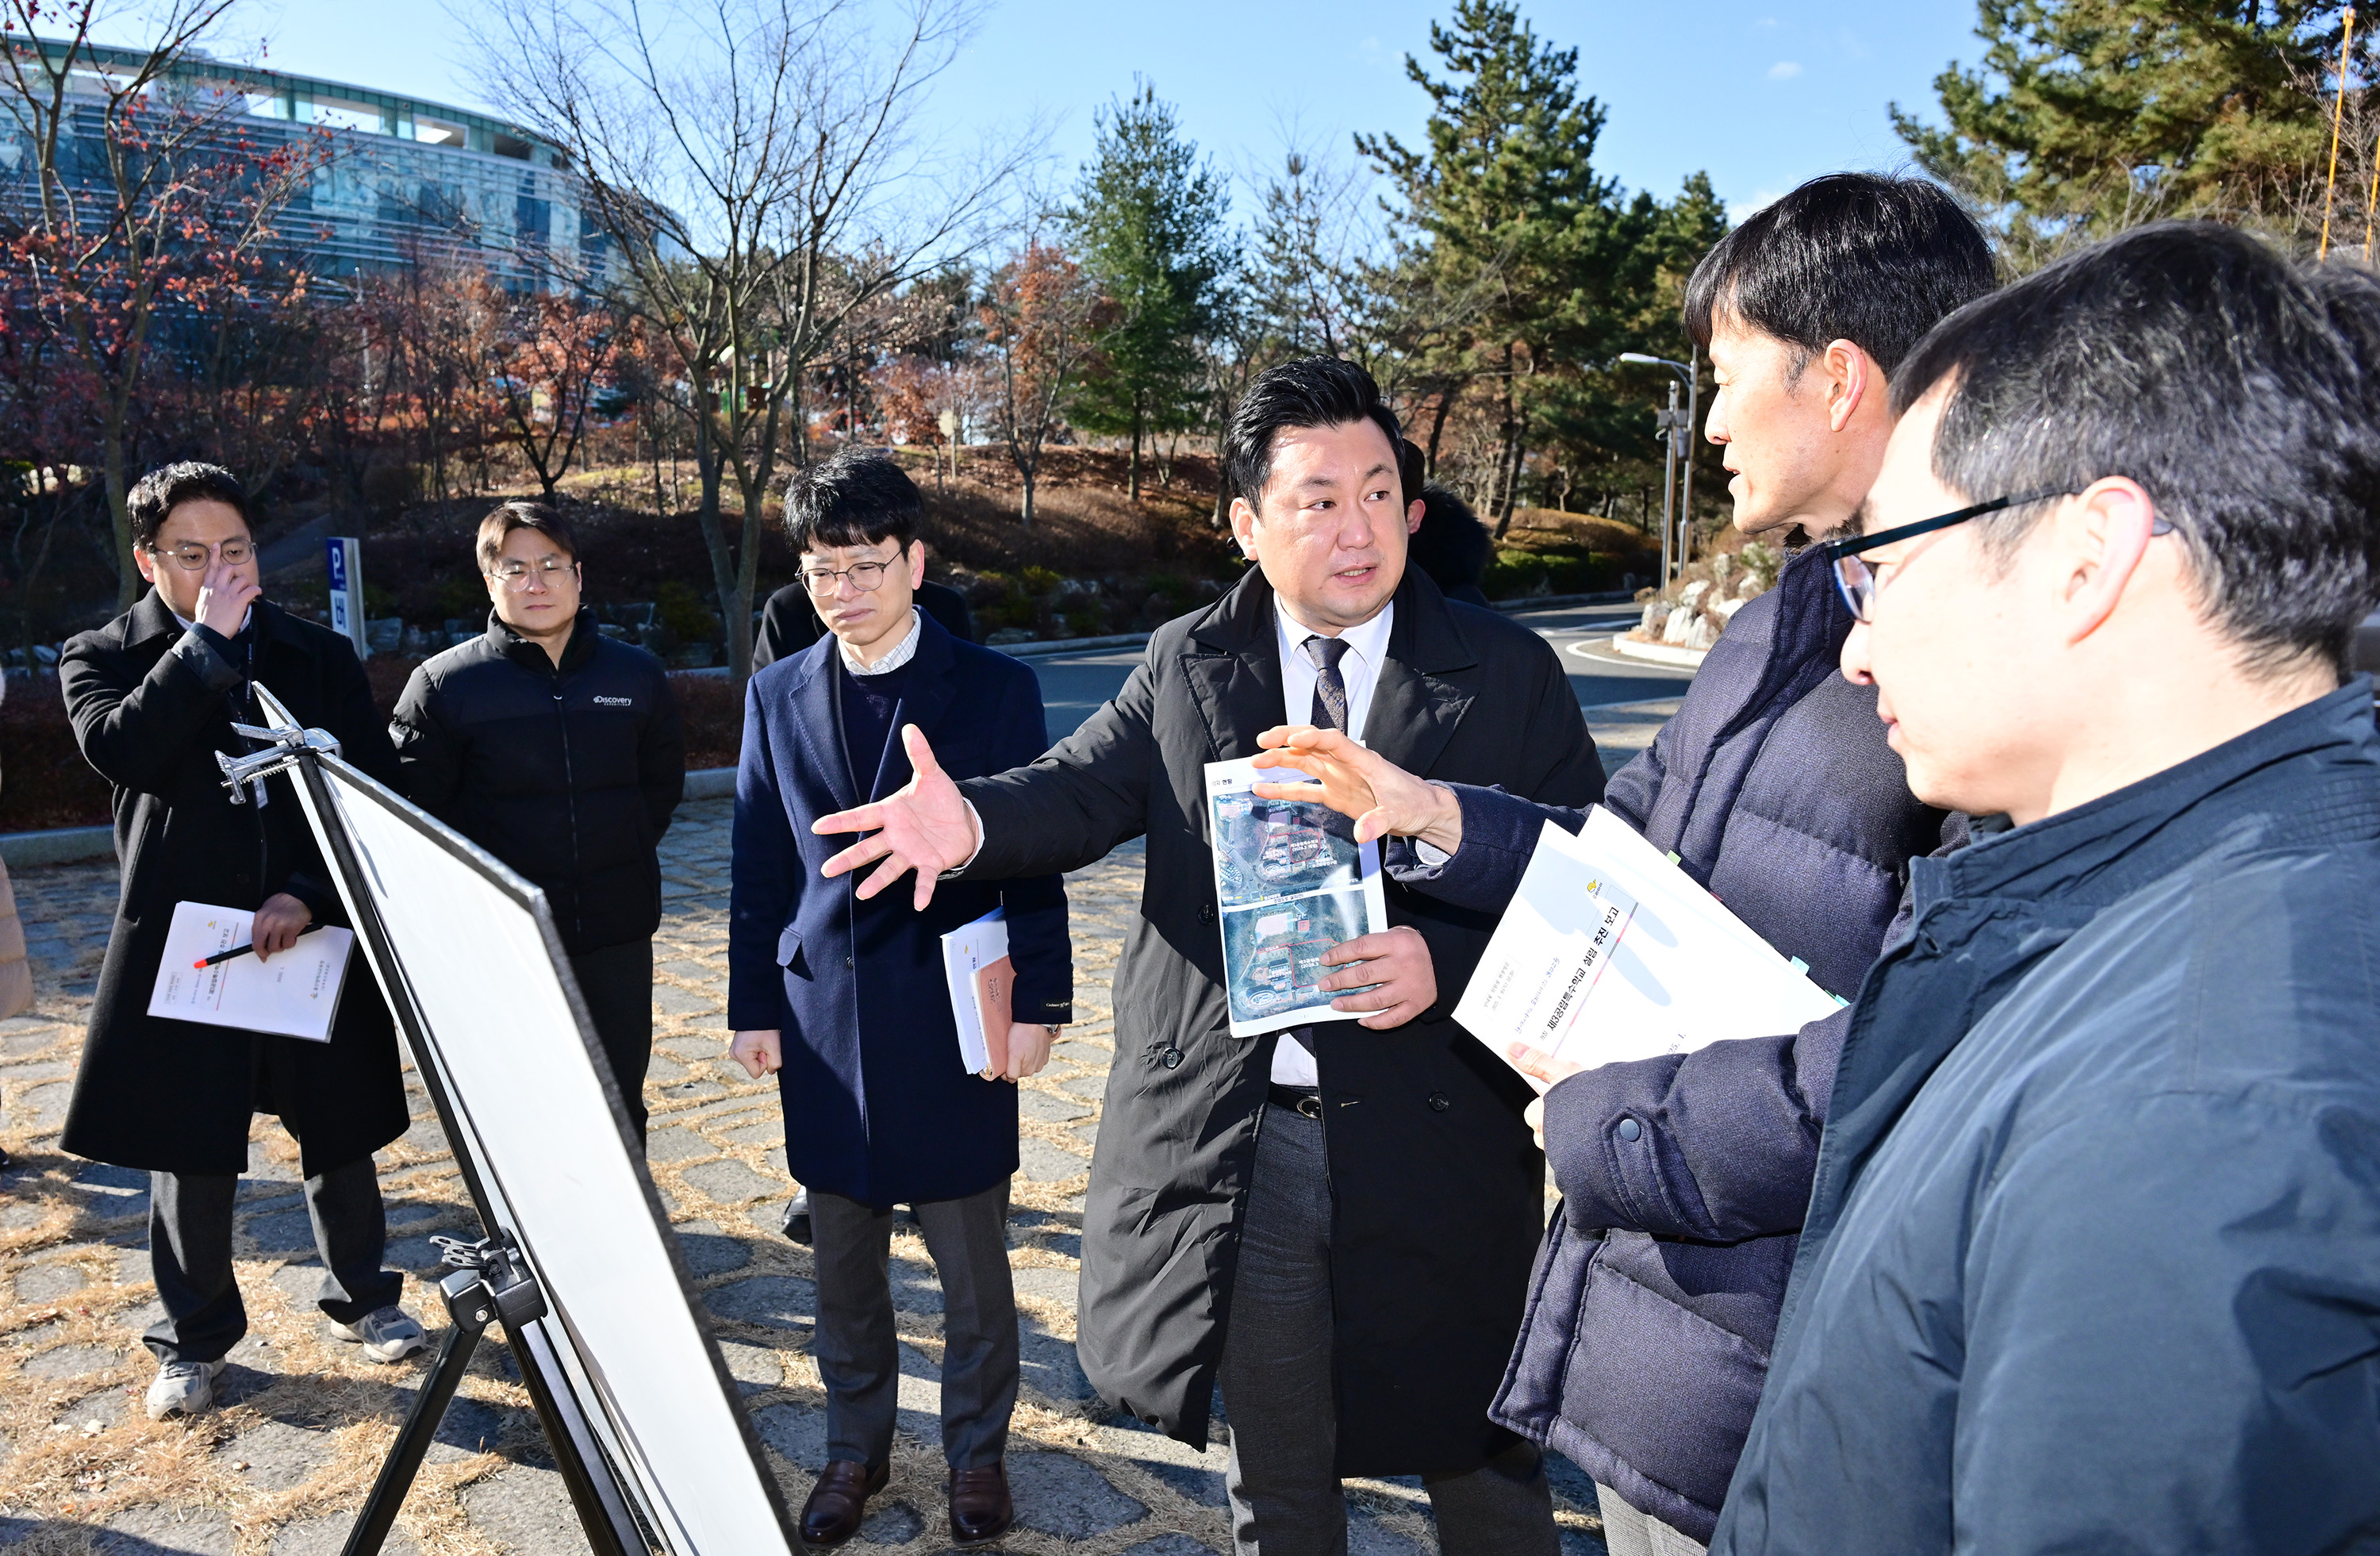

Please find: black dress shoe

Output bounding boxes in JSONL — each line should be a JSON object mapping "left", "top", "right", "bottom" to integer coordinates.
{"left": 949, "top": 1462, "right": 1013, "bottom": 1546}
{"left": 800, "top": 1459, "right": 886, "bottom": 1547}
{"left": 781, "top": 1185, "right": 812, "bottom": 1246}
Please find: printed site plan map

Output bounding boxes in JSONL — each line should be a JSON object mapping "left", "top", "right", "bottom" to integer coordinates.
{"left": 1202, "top": 756, "right": 1389, "bottom": 1037}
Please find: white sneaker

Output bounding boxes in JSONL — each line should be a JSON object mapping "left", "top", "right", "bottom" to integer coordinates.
{"left": 327, "top": 1305, "right": 428, "bottom": 1362}
{"left": 145, "top": 1358, "right": 225, "bottom": 1420}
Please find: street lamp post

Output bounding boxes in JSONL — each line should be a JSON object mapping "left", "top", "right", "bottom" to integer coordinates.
{"left": 1619, "top": 351, "right": 1701, "bottom": 584}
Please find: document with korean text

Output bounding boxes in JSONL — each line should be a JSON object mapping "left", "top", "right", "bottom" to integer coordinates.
{"left": 1455, "top": 807, "right": 1841, "bottom": 1075}
{"left": 147, "top": 901, "right": 355, "bottom": 1043}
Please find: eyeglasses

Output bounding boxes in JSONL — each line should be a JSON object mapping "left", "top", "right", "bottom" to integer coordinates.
{"left": 801, "top": 558, "right": 896, "bottom": 595}
{"left": 149, "top": 540, "right": 253, "bottom": 571}
{"left": 489, "top": 557, "right": 576, "bottom": 586}
{"left": 1818, "top": 490, "right": 2173, "bottom": 622}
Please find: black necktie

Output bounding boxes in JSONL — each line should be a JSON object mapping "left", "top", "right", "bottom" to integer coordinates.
{"left": 1303, "top": 635, "right": 1352, "bottom": 734}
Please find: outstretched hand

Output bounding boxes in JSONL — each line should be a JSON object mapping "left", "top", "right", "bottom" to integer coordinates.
{"left": 1250, "top": 725, "right": 1464, "bottom": 854}
{"left": 812, "top": 725, "right": 981, "bottom": 910}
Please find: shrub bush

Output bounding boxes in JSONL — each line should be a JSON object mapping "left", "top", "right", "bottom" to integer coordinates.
{"left": 1481, "top": 549, "right": 1604, "bottom": 600}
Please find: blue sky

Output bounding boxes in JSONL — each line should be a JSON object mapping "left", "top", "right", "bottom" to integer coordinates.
{"left": 209, "top": 0, "right": 1987, "bottom": 221}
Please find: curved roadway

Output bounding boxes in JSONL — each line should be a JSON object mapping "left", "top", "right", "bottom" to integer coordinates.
{"left": 1026, "top": 601, "right": 1695, "bottom": 778}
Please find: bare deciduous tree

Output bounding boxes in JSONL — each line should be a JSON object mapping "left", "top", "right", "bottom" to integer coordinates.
{"left": 478, "top": 0, "right": 1036, "bottom": 678}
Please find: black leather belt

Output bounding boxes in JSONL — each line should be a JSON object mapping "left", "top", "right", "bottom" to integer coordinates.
{"left": 1267, "top": 1084, "right": 1323, "bottom": 1120}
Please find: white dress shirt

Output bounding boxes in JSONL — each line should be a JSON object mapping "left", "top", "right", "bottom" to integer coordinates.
{"left": 1269, "top": 598, "right": 1394, "bottom": 1087}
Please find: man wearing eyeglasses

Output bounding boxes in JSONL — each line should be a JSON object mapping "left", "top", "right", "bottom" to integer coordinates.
{"left": 390, "top": 501, "right": 685, "bottom": 1142}
{"left": 60, "top": 462, "right": 425, "bottom": 1422}
{"left": 726, "top": 448, "right": 1070, "bottom": 1548}
{"left": 1712, "top": 224, "right": 2380, "bottom": 1554}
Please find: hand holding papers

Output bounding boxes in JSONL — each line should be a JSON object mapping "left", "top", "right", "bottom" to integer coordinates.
{"left": 940, "top": 909, "right": 1015, "bottom": 1080}
{"left": 1205, "top": 756, "right": 1391, "bottom": 1037}
{"left": 147, "top": 900, "right": 355, "bottom": 1042}
{"left": 1455, "top": 808, "right": 1842, "bottom": 1078}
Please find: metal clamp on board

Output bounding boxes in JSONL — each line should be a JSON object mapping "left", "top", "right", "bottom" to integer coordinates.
{"left": 428, "top": 1233, "right": 547, "bottom": 1333}
{"left": 215, "top": 723, "right": 342, "bottom": 806}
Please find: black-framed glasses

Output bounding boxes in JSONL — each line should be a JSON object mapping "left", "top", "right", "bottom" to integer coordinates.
{"left": 801, "top": 559, "right": 895, "bottom": 596}
{"left": 1819, "top": 489, "right": 2173, "bottom": 622}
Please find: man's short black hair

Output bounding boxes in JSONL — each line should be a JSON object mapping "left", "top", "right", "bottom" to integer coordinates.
{"left": 1684, "top": 172, "right": 1996, "bottom": 378}
{"left": 784, "top": 448, "right": 924, "bottom": 554}
{"left": 1407, "top": 486, "right": 1491, "bottom": 592}
{"left": 1892, "top": 221, "right": 2380, "bottom": 675}
{"left": 477, "top": 499, "right": 581, "bottom": 572}
{"left": 1223, "top": 357, "right": 1403, "bottom": 510}
{"left": 127, "top": 462, "right": 250, "bottom": 552}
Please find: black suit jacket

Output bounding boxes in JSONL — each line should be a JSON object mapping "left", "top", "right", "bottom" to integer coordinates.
{"left": 959, "top": 564, "right": 1605, "bottom": 1475}
{"left": 751, "top": 577, "right": 975, "bottom": 668}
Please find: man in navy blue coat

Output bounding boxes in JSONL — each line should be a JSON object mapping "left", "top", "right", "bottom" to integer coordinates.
{"left": 727, "top": 451, "right": 1070, "bottom": 1550}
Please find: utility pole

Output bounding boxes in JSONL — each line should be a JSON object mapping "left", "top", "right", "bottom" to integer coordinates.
{"left": 1621, "top": 352, "right": 1700, "bottom": 585}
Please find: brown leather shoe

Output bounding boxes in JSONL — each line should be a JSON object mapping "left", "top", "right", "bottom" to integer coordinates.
{"left": 800, "top": 1459, "right": 887, "bottom": 1547}
{"left": 948, "top": 1462, "right": 1013, "bottom": 1546}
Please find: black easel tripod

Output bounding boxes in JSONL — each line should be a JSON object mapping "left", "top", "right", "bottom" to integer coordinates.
{"left": 339, "top": 1235, "right": 546, "bottom": 1556}
{"left": 218, "top": 720, "right": 653, "bottom": 1556}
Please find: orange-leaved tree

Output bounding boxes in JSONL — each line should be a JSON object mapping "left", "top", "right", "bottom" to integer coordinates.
{"left": 980, "top": 240, "right": 1106, "bottom": 528}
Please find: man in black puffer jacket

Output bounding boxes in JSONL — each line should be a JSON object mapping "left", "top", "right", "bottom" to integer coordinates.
{"left": 390, "top": 501, "right": 685, "bottom": 1140}
{"left": 1254, "top": 175, "right": 1990, "bottom": 1550}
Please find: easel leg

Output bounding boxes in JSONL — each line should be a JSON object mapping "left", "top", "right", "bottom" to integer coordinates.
{"left": 341, "top": 1270, "right": 492, "bottom": 1556}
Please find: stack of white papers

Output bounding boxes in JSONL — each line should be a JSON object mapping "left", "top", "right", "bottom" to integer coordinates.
{"left": 1455, "top": 807, "right": 1842, "bottom": 1074}
{"left": 146, "top": 900, "right": 355, "bottom": 1043}
{"left": 940, "top": 908, "right": 1013, "bottom": 1079}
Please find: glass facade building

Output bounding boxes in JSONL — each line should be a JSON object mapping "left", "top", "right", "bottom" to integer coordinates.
{"left": 15, "top": 40, "right": 627, "bottom": 293}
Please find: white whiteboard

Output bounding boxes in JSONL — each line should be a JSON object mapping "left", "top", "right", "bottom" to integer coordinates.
{"left": 266, "top": 696, "right": 796, "bottom": 1554}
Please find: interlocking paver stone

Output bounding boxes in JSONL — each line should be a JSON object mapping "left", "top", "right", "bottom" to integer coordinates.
{"left": 0, "top": 784, "right": 1630, "bottom": 1552}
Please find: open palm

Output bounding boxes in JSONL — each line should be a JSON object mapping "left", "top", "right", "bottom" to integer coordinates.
{"left": 813, "top": 725, "right": 979, "bottom": 909}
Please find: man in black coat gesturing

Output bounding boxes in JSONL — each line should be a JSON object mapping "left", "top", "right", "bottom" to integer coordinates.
{"left": 813, "top": 359, "right": 1604, "bottom": 1555}
{"left": 61, "top": 463, "right": 423, "bottom": 1422}
{"left": 390, "top": 501, "right": 684, "bottom": 1141}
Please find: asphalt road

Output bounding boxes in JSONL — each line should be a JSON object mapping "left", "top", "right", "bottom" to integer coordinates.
{"left": 1026, "top": 601, "right": 1695, "bottom": 747}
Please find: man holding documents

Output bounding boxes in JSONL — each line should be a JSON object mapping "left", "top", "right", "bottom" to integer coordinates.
{"left": 58, "top": 463, "right": 421, "bottom": 1422}
{"left": 725, "top": 450, "right": 1069, "bottom": 1549}
{"left": 1253, "top": 178, "right": 1991, "bottom": 1552}
{"left": 811, "top": 358, "right": 1604, "bottom": 1556}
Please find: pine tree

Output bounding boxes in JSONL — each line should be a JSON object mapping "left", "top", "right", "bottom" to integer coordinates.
{"left": 1893, "top": 1, "right": 2368, "bottom": 253}
{"left": 1358, "top": 0, "right": 1636, "bottom": 533}
{"left": 1067, "top": 83, "right": 1234, "bottom": 501}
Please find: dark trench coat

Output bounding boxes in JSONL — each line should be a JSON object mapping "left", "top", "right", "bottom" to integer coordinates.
{"left": 58, "top": 593, "right": 409, "bottom": 1179}
{"left": 958, "top": 566, "right": 1607, "bottom": 1475}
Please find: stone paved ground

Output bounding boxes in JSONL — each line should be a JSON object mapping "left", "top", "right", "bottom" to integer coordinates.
{"left": 0, "top": 792, "right": 1631, "bottom": 1556}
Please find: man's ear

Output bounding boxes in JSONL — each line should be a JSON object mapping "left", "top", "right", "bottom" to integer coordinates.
{"left": 1230, "top": 495, "right": 1261, "bottom": 558}
{"left": 133, "top": 547, "right": 158, "bottom": 586}
{"left": 1820, "top": 339, "right": 1875, "bottom": 435}
{"left": 906, "top": 540, "right": 926, "bottom": 582}
{"left": 1406, "top": 498, "right": 1425, "bottom": 535}
{"left": 2051, "top": 478, "right": 2161, "bottom": 647}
